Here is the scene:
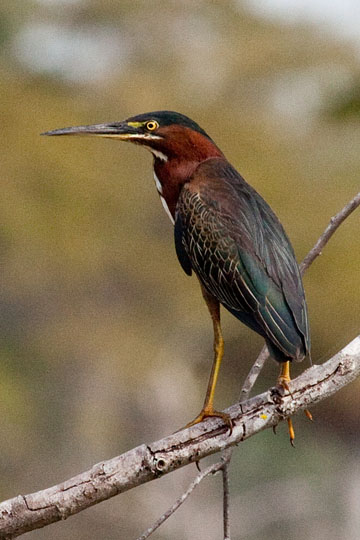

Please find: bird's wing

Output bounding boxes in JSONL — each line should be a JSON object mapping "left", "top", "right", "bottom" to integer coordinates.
{"left": 174, "top": 158, "right": 310, "bottom": 361}
{"left": 174, "top": 211, "right": 192, "bottom": 276}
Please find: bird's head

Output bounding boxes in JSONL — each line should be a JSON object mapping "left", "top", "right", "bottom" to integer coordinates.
{"left": 43, "top": 111, "right": 225, "bottom": 222}
{"left": 42, "top": 110, "right": 223, "bottom": 164}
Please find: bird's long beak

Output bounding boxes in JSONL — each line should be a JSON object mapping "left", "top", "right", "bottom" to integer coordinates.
{"left": 41, "top": 121, "right": 142, "bottom": 140}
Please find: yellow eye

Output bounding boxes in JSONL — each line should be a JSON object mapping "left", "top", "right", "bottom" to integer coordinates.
{"left": 146, "top": 120, "right": 159, "bottom": 131}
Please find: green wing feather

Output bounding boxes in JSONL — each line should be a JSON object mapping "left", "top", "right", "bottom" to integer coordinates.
{"left": 174, "top": 158, "right": 310, "bottom": 362}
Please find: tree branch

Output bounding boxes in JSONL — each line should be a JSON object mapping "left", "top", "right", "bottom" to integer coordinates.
{"left": 221, "top": 448, "right": 231, "bottom": 540}
{"left": 0, "top": 336, "right": 359, "bottom": 539}
{"left": 136, "top": 461, "right": 224, "bottom": 540}
{"left": 1, "top": 192, "right": 359, "bottom": 539}
{"left": 300, "top": 191, "right": 360, "bottom": 273}
{"left": 239, "top": 344, "right": 269, "bottom": 401}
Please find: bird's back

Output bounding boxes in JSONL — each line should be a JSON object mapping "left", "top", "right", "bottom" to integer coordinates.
{"left": 175, "top": 158, "right": 310, "bottom": 363}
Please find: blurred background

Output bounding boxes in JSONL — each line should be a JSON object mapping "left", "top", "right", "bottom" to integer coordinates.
{"left": 0, "top": 1, "right": 359, "bottom": 539}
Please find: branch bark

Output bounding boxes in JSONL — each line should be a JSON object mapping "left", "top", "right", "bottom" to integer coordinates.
{"left": 1, "top": 335, "right": 359, "bottom": 539}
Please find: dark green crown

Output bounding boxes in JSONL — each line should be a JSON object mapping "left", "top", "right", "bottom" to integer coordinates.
{"left": 126, "top": 111, "right": 213, "bottom": 141}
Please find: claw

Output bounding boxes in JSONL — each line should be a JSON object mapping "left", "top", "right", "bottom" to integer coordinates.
{"left": 287, "top": 417, "right": 295, "bottom": 447}
{"left": 277, "top": 376, "right": 294, "bottom": 398}
{"left": 183, "top": 408, "right": 233, "bottom": 435}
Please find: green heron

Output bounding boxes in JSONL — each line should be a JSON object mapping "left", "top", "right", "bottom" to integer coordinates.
{"left": 43, "top": 111, "right": 310, "bottom": 443}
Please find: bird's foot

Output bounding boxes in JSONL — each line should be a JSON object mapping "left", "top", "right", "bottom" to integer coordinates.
{"left": 183, "top": 407, "right": 233, "bottom": 434}
{"left": 276, "top": 374, "right": 293, "bottom": 398}
{"left": 285, "top": 409, "right": 312, "bottom": 446}
{"left": 275, "top": 375, "right": 313, "bottom": 445}
{"left": 276, "top": 374, "right": 295, "bottom": 446}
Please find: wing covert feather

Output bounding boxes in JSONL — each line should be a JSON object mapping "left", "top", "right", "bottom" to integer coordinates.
{"left": 174, "top": 158, "right": 310, "bottom": 361}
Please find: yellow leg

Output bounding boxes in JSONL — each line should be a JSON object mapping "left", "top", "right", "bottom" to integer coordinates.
{"left": 185, "top": 286, "right": 232, "bottom": 431}
{"left": 277, "top": 361, "right": 295, "bottom": 445}
{"left": 277, "top": 361, "right": 312, "bottom": 446}
{"left": 278, "top": 360, "right": 291, "bottom": 393}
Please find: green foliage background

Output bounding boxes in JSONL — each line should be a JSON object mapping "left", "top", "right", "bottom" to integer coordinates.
{"left": 0, "top": 1, "right": 359, "bottom": 539}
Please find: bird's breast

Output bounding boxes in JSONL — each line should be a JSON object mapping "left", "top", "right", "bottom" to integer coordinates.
{"left": 153, "top": 158, "right": 205, "bottom": 225}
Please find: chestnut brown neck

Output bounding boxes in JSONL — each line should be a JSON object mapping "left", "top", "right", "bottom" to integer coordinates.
{"left": 152, "top": 127, "right": 224, "bottom": 220}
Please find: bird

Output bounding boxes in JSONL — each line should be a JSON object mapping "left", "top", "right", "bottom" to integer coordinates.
{"left": 43, "top": 111, "right": 310, "bottom": 444}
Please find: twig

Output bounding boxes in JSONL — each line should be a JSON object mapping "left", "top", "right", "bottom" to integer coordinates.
{"left": 300, "top": 191, "right": 360, "bottom": 273}
{"left": 0, "top": 336, "right": 359, "bottom": 539}
{"left": 219, "top": 342, "right": 269, "bottom": 539}
{"left": 239, "top": 345, "right": 269, "bottom": 402}
{"left": 136, "top": 461, "right": 223, "bottom": 540}
{"left": 137, "top": 436, "right": 233, "bottom": 540}
{"left": 222, "top": 448, "right": 232, "bottom": 540}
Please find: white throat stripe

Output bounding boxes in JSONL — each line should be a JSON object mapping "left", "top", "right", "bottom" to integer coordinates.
{"left": 160, "top": 195, "right": 175, "bottom": 224}
{"left": 153, "top": 172, "right": 174, "bottom": 224}
{"left": 150, "top": 149, "right": 168, "bottom": 162}
{"left": 153, "top": 171, "right": 163, "bottom": 194}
